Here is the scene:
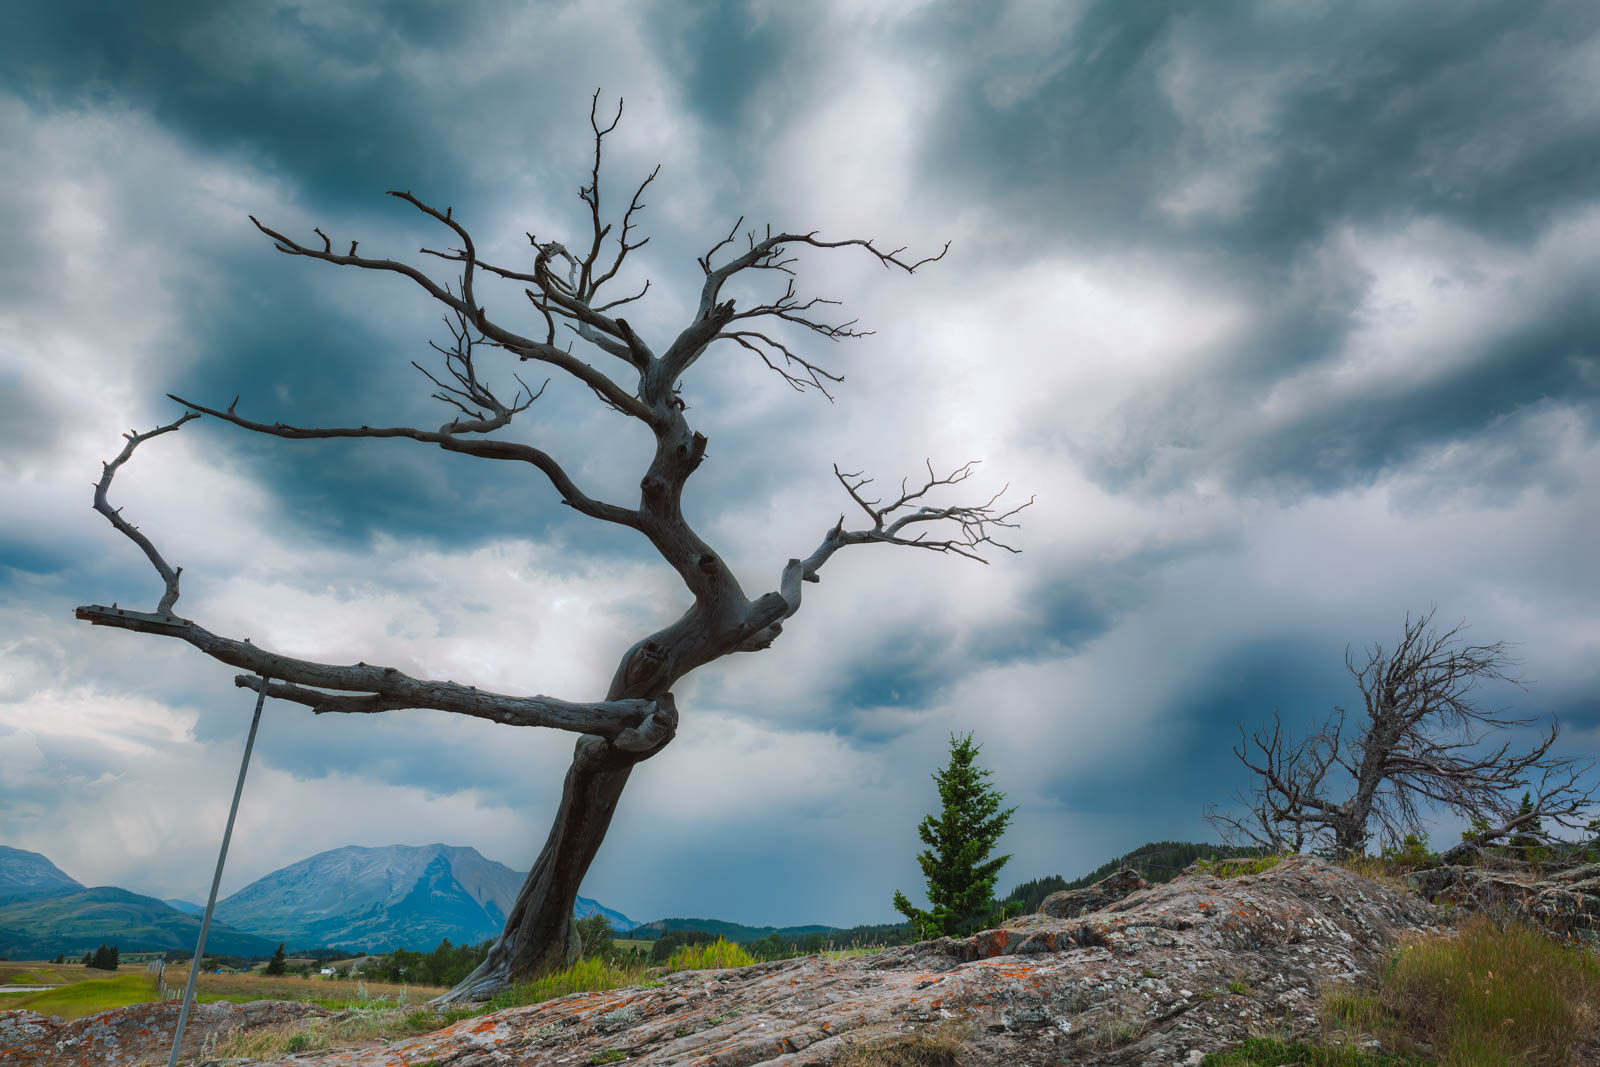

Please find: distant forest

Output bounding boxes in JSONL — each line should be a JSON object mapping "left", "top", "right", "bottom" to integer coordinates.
{"left": 636, "top": 840, "right": 1268, "bottom": 952}
{"left": 998, "top": 840, "right": 1274, "bottom": 915}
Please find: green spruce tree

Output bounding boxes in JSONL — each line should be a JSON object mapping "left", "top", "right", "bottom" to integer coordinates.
{"left": 1507, "top": 791, "right": 1548, "bottom": 864}
{"left": 264, "top": 942, "right": 287, "bottom": 975}
{"left": 892, "top": 732, "right": 1017, "bottom": 939}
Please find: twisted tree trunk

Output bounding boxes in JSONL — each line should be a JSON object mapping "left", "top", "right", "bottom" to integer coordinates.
{"left": 436, "top": 738, "right": 645, "bottom": 1002}
{"left": 75, "top": 102, "right": 1022, "bottom": 1008}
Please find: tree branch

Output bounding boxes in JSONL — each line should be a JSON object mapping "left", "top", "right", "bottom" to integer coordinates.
{"left": 72, "top": 605, "right": 658, "bottom": 735}
{"left": 249, "top": 208, "right": 655, "bottom": 424}
{"left": 89, "top": 413, "right": 200, "bottom": 616}
{"left": 166, "top": 394, "right": 640, "bottom": 529}
{"left": 735, "top": 462, "right": 1029, "bottom": 650}
{"left": 659, "top": 224, "right": 949, "bottom": 390}
{"left": 75, "top": 429, "right": 662, "bottom": 738}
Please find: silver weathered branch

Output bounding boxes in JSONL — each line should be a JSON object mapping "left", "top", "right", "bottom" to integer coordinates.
{"left": 1208, "top": 610, "right": 1598, "bottom": 857}
{"left": 85, "top": 94, "right": 1016, "bottom": 1002}
{"left": 248, "top": 207, "right": 656, "bottom": 425}
{"left": 659, "top": 221, "right": 949, "bottom": 389}
{"left": 164, "top": 394, "right": 639, "bottom": 529}
{"left": 90, "top": 412, "right": 199, "bottom": 616}
{"left": 77, "top": 427, "right": 660, "bottom": 738}
{"left": 732, "top": 462, "right": 1030, "bottom": 651}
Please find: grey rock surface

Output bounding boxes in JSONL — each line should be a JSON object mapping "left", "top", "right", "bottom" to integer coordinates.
{"left": 1408, "top": 859, "right": 1600, "bottom": 946}
{"left": 1037, "top": 868, "right": 1150, "bottom": 919}
{"left": 207, "top": 856, "right": 1450, "bottom": 1066}
{"left": 0, "top": 999, "right": 329, "bottom": 1066}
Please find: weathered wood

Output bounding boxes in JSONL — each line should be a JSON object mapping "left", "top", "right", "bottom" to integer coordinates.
{"left": 78, "top": 99, "right": 1025, "bottom": 1004}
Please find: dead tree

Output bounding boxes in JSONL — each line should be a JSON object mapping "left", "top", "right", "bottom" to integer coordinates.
{"left": 74, "top": 93, "right": 1028, "bottom": 1003}
{"left": 1205, "top": 610, "right": 1597, "bottom": 860}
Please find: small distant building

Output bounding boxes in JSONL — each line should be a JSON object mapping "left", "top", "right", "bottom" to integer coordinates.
{"left": 320, "top": 967, "right": 336, "bottom": 976}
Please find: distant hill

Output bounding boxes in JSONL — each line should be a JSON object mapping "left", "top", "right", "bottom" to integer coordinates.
{"left": 630, "top": 917, "right": 836, "bottom": 944}
{"left": 214, "top": 844, "right": 636, "bottom": 953}
{"left": 163, "top": 899, "right": 203, "bottom": 914}
{"left": 574, "top": 895, "right": 633, "bottom": 932}
{"left": 0, "top": 885, "right": 277, "bottom": 959}
{"left": 1001, "top": 840, "right": 1273, "bottom": 914}
{"left": 0, "top": 846, "right": 81, "bottom": 901}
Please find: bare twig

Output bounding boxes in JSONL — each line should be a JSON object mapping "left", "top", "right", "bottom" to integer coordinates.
{"left": 90, "top": 413, "right": 199, "bottom": 616}
{"left": 1208, "top": 610, "right": 1598, "bottom": 857}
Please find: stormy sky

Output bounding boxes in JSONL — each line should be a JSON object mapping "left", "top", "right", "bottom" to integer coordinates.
{"left": 2, "top": 0, "right": 1598, "bottom": 929}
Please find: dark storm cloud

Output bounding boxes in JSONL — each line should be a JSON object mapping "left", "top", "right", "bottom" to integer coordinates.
{"left": 1, "top": 0, "right": 546, "bottom": 215}
{"left": 911, "top": 0, "right": 1600, "bottom": 494}
{"left": 1089, "top": 260, "right": 1600, "bottom": 496}
{"left": 918, "top": 0, "right": 1600, "bottom": 256}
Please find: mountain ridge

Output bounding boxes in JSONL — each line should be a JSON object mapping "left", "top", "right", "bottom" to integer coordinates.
{"left": 213, "top": 843, "right": 637, "bottom": 952}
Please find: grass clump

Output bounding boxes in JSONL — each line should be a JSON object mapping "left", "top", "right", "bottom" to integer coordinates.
{"left": 664, "top": 938, "right": 756, "bottom": 973}
{"left": 485, "top": 956, "right": 648, "bottom": 1011}
{"left": 839, "top": 1020, "right": 969, "bottom": 1066}
{"left": 1202, "top": 1036, "right": 1424, "bottom": 1065}
{"left": 1193, "top": 854, "right": 1287, "bottom": 879}
{"left": 213, "top": 1002, "right": 481, "bottom": 1059}
{"left": 1376, "top": 913, "right": 1600, "bottom": 1065}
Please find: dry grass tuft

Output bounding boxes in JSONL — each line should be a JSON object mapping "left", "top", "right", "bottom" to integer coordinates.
{"left": 209, "top": 1003, "right": 479, "bottom": 1059}
{"left": 838, "top": 1020, "right": 970, "bottom": 1067}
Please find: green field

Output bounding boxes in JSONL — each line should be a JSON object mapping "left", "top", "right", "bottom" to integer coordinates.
{"left": 7, "top": 972, "right": 160, "bottom": 1020}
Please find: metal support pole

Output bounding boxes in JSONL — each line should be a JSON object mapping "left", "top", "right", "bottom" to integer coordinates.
{"left": 167, "top": 678, "right": 269, "bottom": 1067}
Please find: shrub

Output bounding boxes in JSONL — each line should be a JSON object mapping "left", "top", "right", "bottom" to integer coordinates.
{"left": 664, "top": 938, "right": 756, "bottom": 973}
{"left": 1378, "top": 833, "right": 1436, "bottom": 871}
{"left": 1192, "top": 854, "right": 1285, "bottom": 879}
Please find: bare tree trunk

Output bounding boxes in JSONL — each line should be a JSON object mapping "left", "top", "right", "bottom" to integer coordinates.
{"left": 436, "top": 737, "right": 642, "bottom": 1003}
{"left": 437, "top": 630, "right": 689, "bottom": 1004}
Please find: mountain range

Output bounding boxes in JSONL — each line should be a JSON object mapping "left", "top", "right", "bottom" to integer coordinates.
{"left": 0, "top": 846, "right": 277, "bottom": 960}
{"left": 211, "top": 843, "right": 635, "bottom": 952}
{"left": 1, "top": 839, "right": 1260, "bottom": 960}
{"left": 0, "top": 843, "right": 634, "bottom": 957}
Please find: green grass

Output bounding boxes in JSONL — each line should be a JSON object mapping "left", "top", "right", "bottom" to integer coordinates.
{"left": 484, "top": 957, "right": 650, "bottom": 1012}
{"left": 1202, "top": 1037, "right": 1424, "bottom": 1066}
{"left": 1207, "top": 854, "right": 1600, "bottom": 1065}
{"left": 1374, "top": 913, "right": 1600, "bottom": 1065}
{"left": 664, "top": 938, "right": 756, "bottom": 972}
{"left": 1192, "top": 854, "right": 1287, "bottom": 879}
{"left": 9, "top": 972, "right": 160, "bottom": 1019}
{"left": 0, "top": 968, "right": 49, "bottom": 985}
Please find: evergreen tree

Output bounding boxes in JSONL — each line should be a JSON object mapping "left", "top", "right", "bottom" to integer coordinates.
{"left": 892, "top": 732, "right": 1017, "bottom": 939}
{"left": 108, "top": 945, "right": 118, "bottom": 970}
{"left": 82, "top": 951, "right": 93, "bottom": 967}
{"left": 1507, "top": 791, "right": 1548, "bottom": 863}
{"left": 90, "top": 944, "right": 115, "bottom": 969}
{"left": 264, "top": 942, "right": 287, "bottom": 976}
{"left": 575, "top": 914, "right": 616, "bottom": 961}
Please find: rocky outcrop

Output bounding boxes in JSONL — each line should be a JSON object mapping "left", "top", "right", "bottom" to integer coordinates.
{"left": 1037, "top": 868, "right": 1149, "bottom": 919}
{"left": 0, "top": 999, "right": 328, "bottom": 1066}
{"left": 1408, "top": 860, "right": 1600, "bottom": 946}
{"left": 132, "top": 855, "right": 1444, "bottom": 1067}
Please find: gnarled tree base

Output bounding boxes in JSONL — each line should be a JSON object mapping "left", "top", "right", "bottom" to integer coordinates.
{"left": 434, "top": 735, "right": 642, "bottom": 1004}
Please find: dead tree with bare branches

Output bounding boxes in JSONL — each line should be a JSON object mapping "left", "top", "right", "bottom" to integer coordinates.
{"left": 1205, "top": 610, "right": 1596, "bottom": 860}
{"left": 75, "top": 93, "right": 1028, "bottom": 1003}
